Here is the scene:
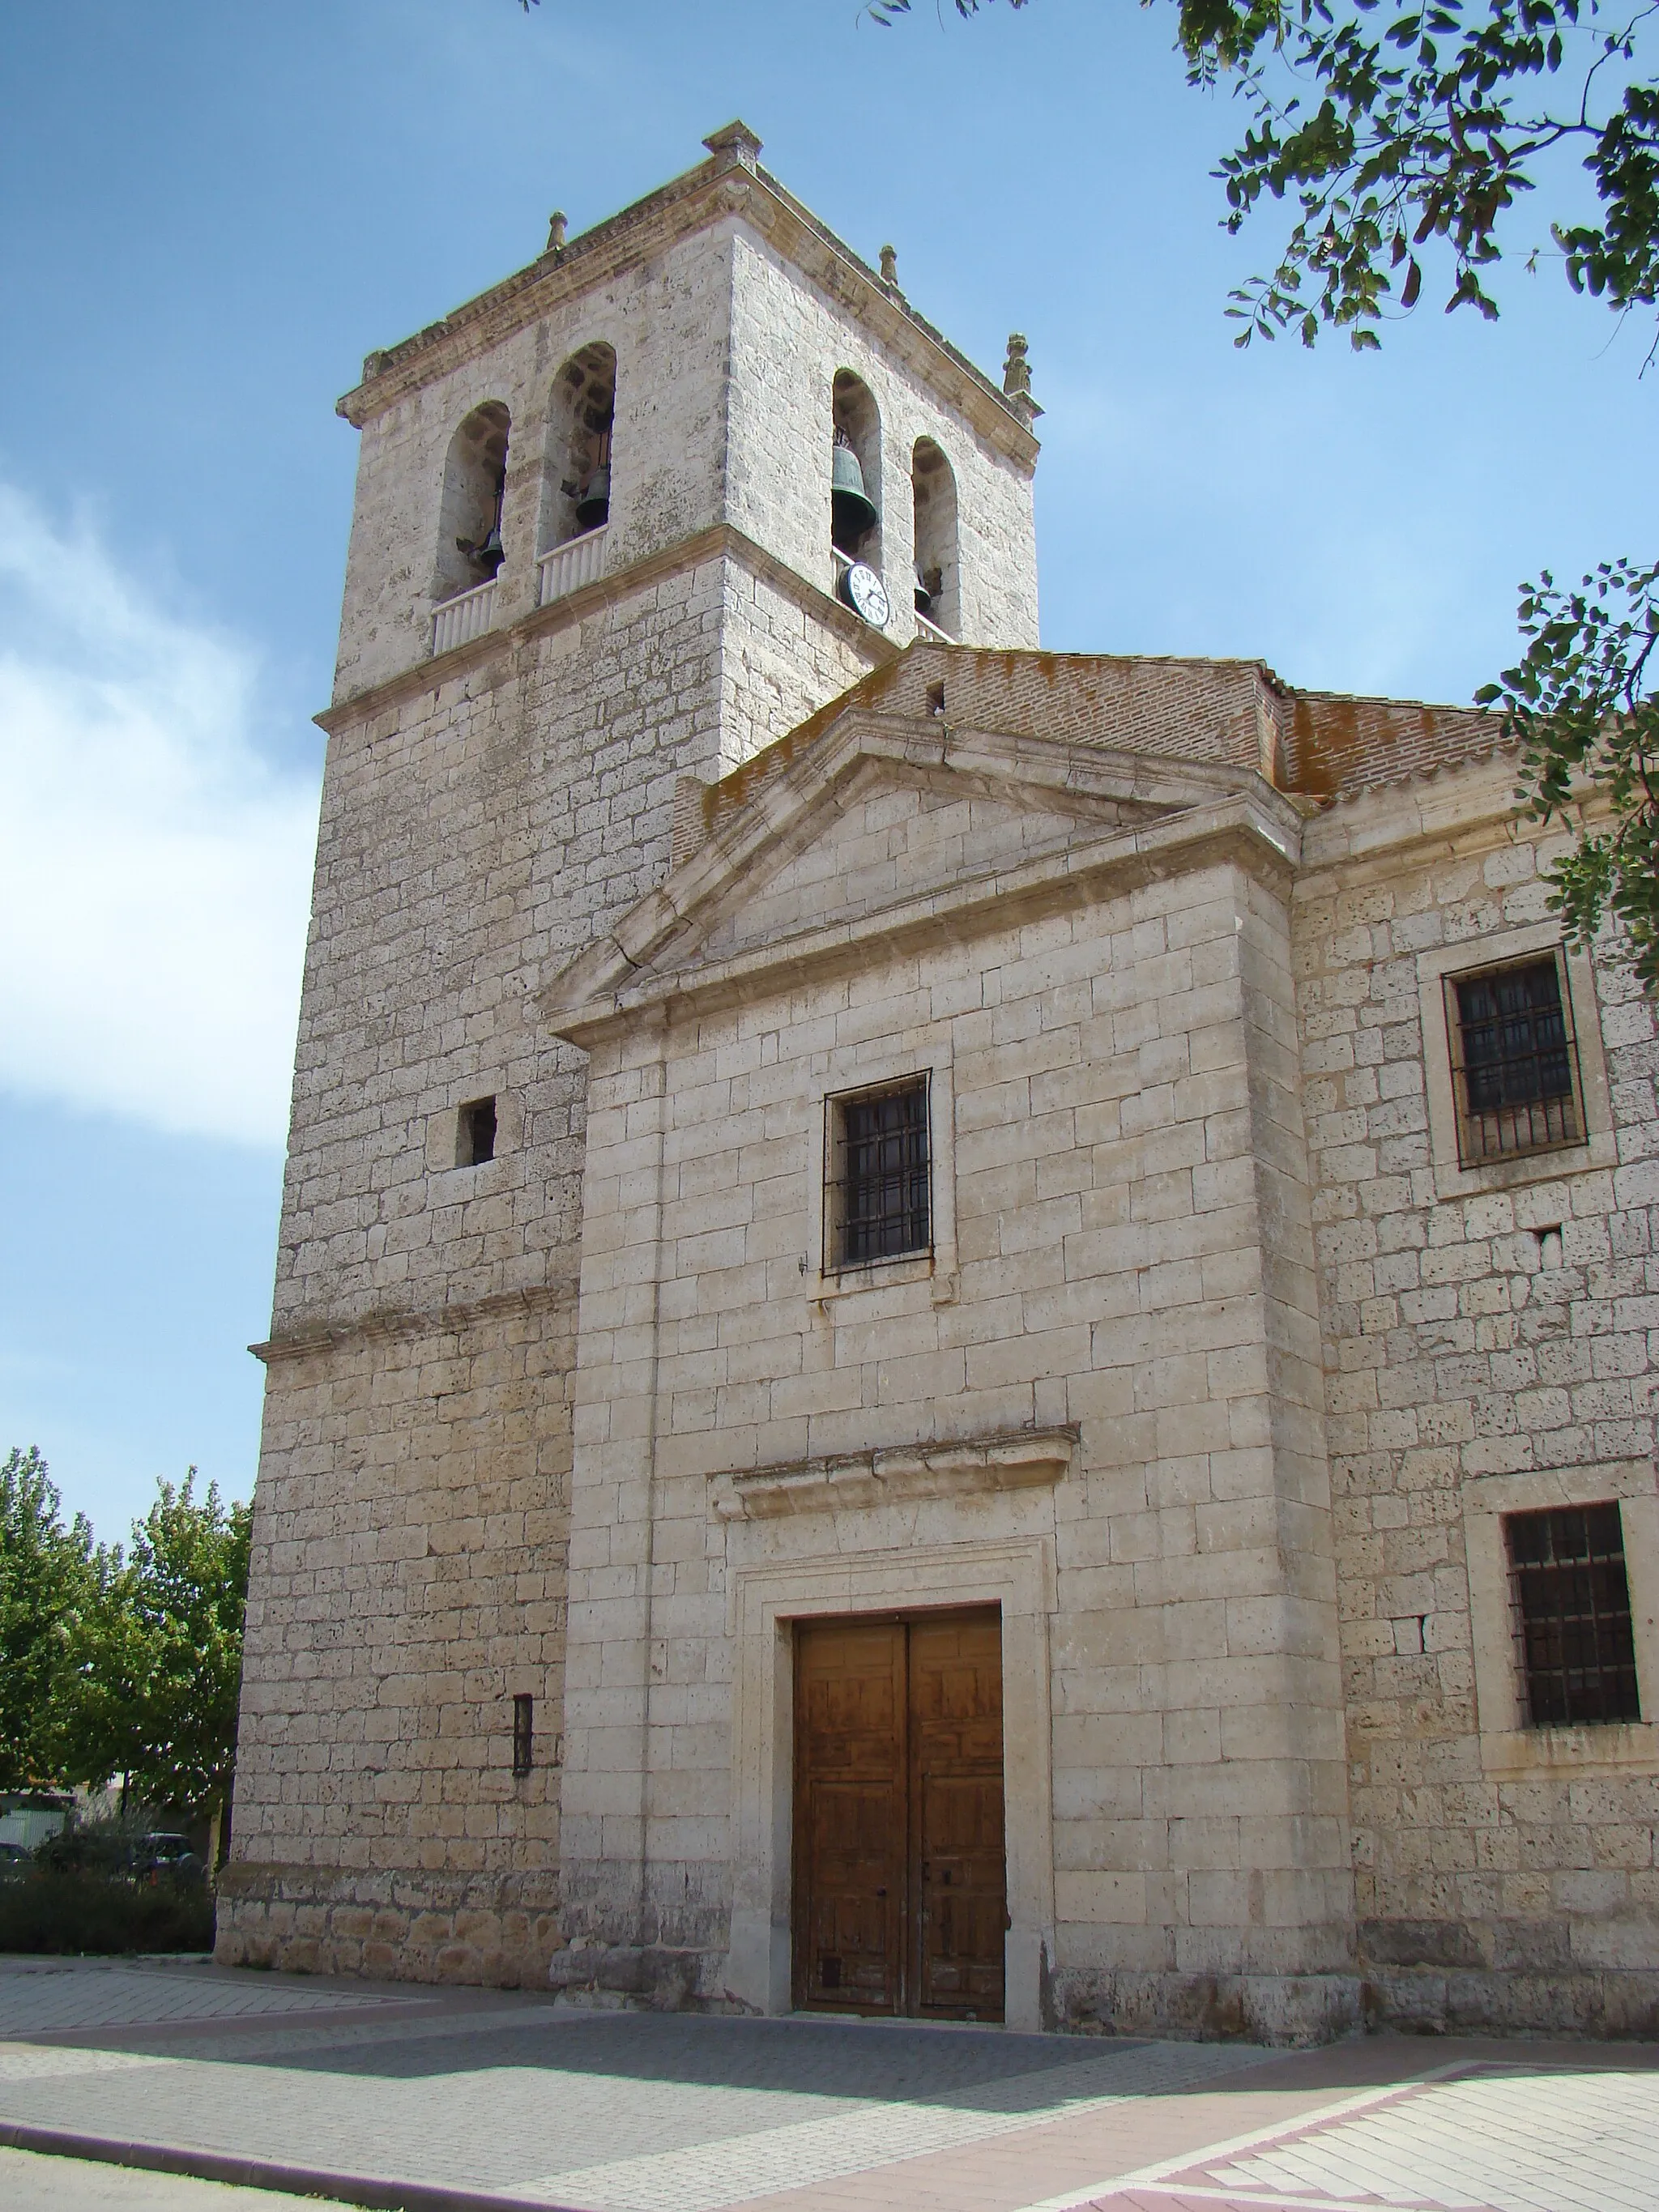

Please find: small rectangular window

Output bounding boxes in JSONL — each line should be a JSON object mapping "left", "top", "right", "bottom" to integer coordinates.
{"left": 1505, "top": 1503, "right": 1640, "bottom": 1727}
{"left": 512, "top": 1693, "right": 534, "bottom": 1777}
{"left": 827, "top": 1077, "right": 931, "bottom": 1269}
{"left": 458, "top": 1096, "right": 497, "bottom": 1166}
{"left": 1445, "top": 954, "right": 1582, "bottom": 1166}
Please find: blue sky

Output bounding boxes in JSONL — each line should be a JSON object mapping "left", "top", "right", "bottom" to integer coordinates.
{"left": 3, "top": 0, "right": 1653, "bottom": 1544}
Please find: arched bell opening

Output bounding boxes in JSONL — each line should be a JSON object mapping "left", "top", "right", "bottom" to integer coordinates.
{"left": 830, "top": 370, "right": 882, "bottom": 582}
{"left": 435, "top": 401, "right": 510, "bottom": 603}
{"left": 541, "top": 342, "right": 616, "bottom": 552}
{"left": 911, "top": 437, "right": 959, "bottom": 640}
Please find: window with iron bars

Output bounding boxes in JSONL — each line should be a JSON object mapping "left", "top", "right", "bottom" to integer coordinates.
{"left": 1505, "top": 1503, "right": 1641, "bottom": 1728}
{"left": 1444, "top": 953, "right": 1584, "bottom": 1167}
{"left": 512, "top": 1693, "right": 534, "bottom": 1777}
{"left": 826, "top": 1077, "right": 931, "bottom": 1269}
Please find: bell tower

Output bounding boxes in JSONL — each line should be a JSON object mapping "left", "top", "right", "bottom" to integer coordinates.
{"left": 220, "top": 125, "right": 1040, "bottom": 1986}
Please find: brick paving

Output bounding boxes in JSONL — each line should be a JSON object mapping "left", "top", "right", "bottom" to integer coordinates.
{"left": 2, "top": 1960, "right": 1657, "bottom": 2212}
{"left": 1070, "top": 2061, "right": 1659, "bottom": 2212}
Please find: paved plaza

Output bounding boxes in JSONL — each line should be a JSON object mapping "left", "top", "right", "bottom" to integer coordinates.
{"left": 1, "top": 1958, "right": 1656, "bottom": 2212}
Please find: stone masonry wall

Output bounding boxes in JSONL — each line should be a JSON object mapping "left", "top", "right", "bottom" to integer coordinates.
{"left": 335, "top": 214, "right": 1036, "bottom": 705}
{"left": 275, "top": 556, "right": 869, "bottom": 1340}
{"left": 557, "top": 767, "right": 1354, "bottom": 2042}
{"left": 226, "top": 551, "right": 879, "bottom": 1981}
{"left": 713, "top": 556, "right": 888, "bottom": 781}
{"left": 218, "top": 1294, "right": 571, "bottom": 1985}
{"left": 232, "top": 143, "right": 1043, "bottom": 1992}
{"left": 1295, "top": 765, "right": 1659, "bottom": 2035}
{"left": 334, "top": 225, "right": 736, "bottom": 701}
{"left": 727, "top": 232, "right": 1039, "bottom": 651}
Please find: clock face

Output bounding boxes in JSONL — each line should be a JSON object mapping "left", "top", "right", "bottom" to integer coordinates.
{"left": 846, "top": 562, "right": 891, "bottom": 630}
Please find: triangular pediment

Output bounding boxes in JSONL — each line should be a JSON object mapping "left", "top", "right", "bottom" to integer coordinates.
{"left": 542, "top": 713, "right": 1297, "bottom": 1030}
{"left": 690, "top": 754, "right": 1170, "bottom": 970}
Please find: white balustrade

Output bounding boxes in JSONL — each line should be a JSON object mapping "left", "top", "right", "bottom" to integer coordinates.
{"left": 537, "top": 525, "right": 608, "bottom": 607}
{"left": 430, "top": 575, "right": 498, "bottom": 657}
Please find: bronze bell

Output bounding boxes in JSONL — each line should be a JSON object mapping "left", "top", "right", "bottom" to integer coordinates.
{"left": 575, "top": 463, "right": 611, "bottom": 531}
{"left": 831, "top": 441, "right": 878, "bottom": 552}
{"left": 457, "top": 520, "right": 505, "bottom": 577}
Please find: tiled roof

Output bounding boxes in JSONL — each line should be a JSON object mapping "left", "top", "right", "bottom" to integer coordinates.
{"left": 703, "top": 646, "right": 1507, "bottom": 837}
{"left": 1286, "top": 687, "right": 1508, "bottom": 797}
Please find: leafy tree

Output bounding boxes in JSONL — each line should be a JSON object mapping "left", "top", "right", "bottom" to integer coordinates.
{"left": 1479, "top": 560, "right": 1659, "bottom": 987}
{"left": 57, "top": 1557, "right": 148, "bottom": 1808}
{"left": 0, "top": 1447, "right": 100, "bottom": 1791}
{"left": 59, "top": 1473, "right": 252, "bottom": 1846}
{"left": 872, "top": 0, "right": 1659, "bottom": 989}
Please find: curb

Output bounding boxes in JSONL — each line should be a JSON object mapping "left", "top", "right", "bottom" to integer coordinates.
{"left": 0, "top": 2120, "right": 582, "bottom": 2212}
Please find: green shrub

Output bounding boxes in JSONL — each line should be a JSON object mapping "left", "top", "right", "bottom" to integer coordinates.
{"left": 0, "top": 1866, "right": 212, "bottom": 1954}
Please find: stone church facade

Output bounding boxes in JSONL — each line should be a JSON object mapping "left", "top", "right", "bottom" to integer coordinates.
{"left": 219, "top": 126, "right": 1659, "bottom": 2044}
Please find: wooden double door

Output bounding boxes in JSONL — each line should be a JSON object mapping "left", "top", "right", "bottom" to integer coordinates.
{"left": 792, "top": 1608, "right": 1007, "bottom": 2021}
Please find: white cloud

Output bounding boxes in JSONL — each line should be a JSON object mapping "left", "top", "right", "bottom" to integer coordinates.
{"left": 0, "top": 488, "right": 319, "bottom": 1148}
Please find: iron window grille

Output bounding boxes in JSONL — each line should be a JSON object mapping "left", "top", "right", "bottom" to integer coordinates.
{"left": 826, "top": 1076, "right": 932, "bottom": 1269}
{"left": 1505, "top": 1504, "right": 1641, "bottom": 1728}
{"left": 1444, "top": 953, "right": 1584, "bottom": 1168}
{"left": 512, "top": 1693, "right": 534, "bottom": 1777}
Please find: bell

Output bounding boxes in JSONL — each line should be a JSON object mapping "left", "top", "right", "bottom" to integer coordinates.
{"left": 914, "top": 565, "right": 934, "bottom": 615}
{"left": 831, "top": 442, "right": 878, "bottom": 552}
{"left": 575, "top": 464, "right": 611, "bottom": 531}
{"left": 457, "top": 521, "right": 505, "bottom": 576}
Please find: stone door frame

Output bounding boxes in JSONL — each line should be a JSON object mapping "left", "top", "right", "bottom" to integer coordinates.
{"left": 723, "top": 1534, "right": 1056, "bottom": 2031}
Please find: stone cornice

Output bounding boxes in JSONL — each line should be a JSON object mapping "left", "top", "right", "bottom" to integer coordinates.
{"left": 1297, "top": 752, "right": 1606, "bottom": 883}
{"left": 335, "top": 138, "right": 1038, "bottom": 470}
{"left": 712, "top": 1426, "right": 1079, "bottom": 1520}
{"left": 689, "top": 713, "right": 1291, "bottom": 859}
{"left": 557, "top": 805, "right": 1294, "bottom": 1042}
{"left": 251, "top": 1281, "right": 573, "bottom": 1366}
{"left": 314, "top": 522, "right": 898, "bottom": 735}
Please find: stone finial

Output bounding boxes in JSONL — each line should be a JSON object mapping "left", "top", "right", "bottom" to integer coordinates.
{"left": 1002, "top": 331, "right": 1043, "bottom": 425}
{"left": 360, "top": 347, "right": 390, "bottom": 383}
{"left": 545, "top": 210, "right": 568, "bottom": 257}
{"left": 702, "top": 120, "right": 763, "bottom": 173}
{"left": 879, "top": 244, "right": 899, "bottom": 288}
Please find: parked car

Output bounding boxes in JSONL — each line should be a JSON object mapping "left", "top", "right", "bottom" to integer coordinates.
{"left": 0, "top": 1840, "right": 31, "bottom": 1881}
{"left": 132, "top": 1833, "right": 204, "bottom": 1883}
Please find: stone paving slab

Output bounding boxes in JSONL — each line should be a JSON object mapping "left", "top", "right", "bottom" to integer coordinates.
{"left": 3, "top": 1963, "right": 1657, "bottom": 2212}
{"left": 0, "top": 1959, "right": 433, "bottom": 2036}
{"left": 507, "top": 2035, "right": 1274, "bottom": 2211}
{"left": 0, "top": 2009, "right": 1270, "bottom": 2207}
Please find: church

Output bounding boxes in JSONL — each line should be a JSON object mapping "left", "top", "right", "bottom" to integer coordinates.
{"left": 218, "top": 126, "right": 1659, "bottom": 2044}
